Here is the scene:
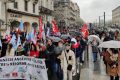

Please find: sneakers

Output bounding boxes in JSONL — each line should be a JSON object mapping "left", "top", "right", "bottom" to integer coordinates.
{"left": 77, "top": 69, "right": 79, "bottom": 73}
{"left": 80, "top": 63, "right": 83, "bottom": 66}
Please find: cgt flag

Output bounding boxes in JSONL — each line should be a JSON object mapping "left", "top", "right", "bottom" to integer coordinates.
{"left": 81, "top": 23, "right": 89, "bottom": 39}
{"left": 52, "top": 20, "right": 60, "bottom": 34}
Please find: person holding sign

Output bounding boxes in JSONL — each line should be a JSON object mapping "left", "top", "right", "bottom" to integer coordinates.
{"left": 15, "top": 45, "right": 26, "bottom": 56}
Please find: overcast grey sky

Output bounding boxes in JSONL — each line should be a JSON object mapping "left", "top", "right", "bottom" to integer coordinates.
{"left": 72, "top": 0, "right": 120, "bottom": 23}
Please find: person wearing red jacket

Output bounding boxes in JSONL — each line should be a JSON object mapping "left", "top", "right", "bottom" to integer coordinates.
{"left": 29, "top": 43, "right": 39, "bottom": 58}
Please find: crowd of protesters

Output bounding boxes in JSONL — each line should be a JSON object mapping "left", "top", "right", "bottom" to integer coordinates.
{"left": 1, "top": 23, "right": 120, "bottom": 80}
{"left": 0, "top": 27, "right": 88, "bottom": 80}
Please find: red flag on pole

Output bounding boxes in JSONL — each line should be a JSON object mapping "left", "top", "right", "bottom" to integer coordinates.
{"left": 81, "top": 23, "right": 89, "bottom": 39}
{"left": 38, "top": 17, "right": 44, "bottom": 39}
{"left": 52, "top": 20, "right": 59, "bottom": 34}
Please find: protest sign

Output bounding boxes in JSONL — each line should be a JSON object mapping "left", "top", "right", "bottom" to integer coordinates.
{"left": 0, "top": 56, "right": 48, "bottom": 80}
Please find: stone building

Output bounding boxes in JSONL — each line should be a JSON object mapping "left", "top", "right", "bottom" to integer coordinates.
{"left": 53, "top": 0, "right": 81, "bottom": 30}
{"left": 39, "top": 0, "right": 54, "bottom": 27}
{"left": 112, "top": 6, "right": 120, "bottom": 26}
{"left": 0, "top": 0, "right": 39, "bottom": 34}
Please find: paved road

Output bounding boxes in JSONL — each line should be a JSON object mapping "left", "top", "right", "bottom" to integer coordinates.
{"left": 80, "top": 45, "right": 109, "bottom": 80}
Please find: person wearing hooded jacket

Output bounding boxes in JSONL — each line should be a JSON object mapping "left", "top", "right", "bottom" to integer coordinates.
{"left": 58, "top": 43, "right": 76, "bottom": 80}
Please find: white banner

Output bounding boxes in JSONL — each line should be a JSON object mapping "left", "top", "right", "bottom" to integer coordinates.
{"left": 0, "top": 56, "right": 48, "bottom": 80}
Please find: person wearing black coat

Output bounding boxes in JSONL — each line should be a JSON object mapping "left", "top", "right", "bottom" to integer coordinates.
{"left": 1, "top": 39, "right": 8, "bottom": 57}
{"left": 46, "top": 39, "right": 58, "bottom": 80}
{"left": 79, "top": 37, "right": 87, "bottom": 64}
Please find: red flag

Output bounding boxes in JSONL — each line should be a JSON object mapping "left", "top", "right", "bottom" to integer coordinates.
{"left": 38, "top": 17, "right": 44, "bottom": 39}
{"left": 81, "top": 23, "right": 89, "bottom": 39}
{"left": 52, "top": 20, "right": 59, "bottom": 33}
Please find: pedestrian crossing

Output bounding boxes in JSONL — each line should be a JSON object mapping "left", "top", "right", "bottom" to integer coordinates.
{"left": 80, "top": 45, "right": 109, "bottom": 80}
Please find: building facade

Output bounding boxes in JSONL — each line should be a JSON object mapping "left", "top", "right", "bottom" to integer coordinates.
{"left": 112, "top": 6, "right": 120, "bottom": 26}
{"left": 53, "top": 0, "right": 81, "bottom": 30}
{"left": 0, "top": 0, "right": 39, "bottom": 34}
{"left": 39, "top": 0, "right": 54, "bottom": 27}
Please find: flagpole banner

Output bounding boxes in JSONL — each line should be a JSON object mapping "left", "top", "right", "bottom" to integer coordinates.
{"left": 0, "top": 56, "right": 48, "bottom": 80}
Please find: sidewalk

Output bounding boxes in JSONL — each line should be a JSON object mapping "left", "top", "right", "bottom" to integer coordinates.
{"left": 80, "top": 45, "right": 109, "bottom": 80}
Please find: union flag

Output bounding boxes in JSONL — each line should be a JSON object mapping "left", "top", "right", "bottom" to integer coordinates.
{"left": 81, "top": 23, "right": 89, "bottom": 39}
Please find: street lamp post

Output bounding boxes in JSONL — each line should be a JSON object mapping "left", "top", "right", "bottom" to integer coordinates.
{"left": 104, "top": 12, "right": 106, "bottom": 27}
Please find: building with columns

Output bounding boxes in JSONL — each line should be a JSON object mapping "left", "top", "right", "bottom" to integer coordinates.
{"left": 0, "top": 0, "right": 39, "bottom": 34}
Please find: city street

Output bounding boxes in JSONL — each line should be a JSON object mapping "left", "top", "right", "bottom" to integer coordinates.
{"left": 80, "top": 45, "right": 109, "bottom": 80}
{"left": 0, "top": 0, "right": 120, "bottom": 80}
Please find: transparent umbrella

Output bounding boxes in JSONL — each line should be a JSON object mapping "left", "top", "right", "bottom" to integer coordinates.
{"left": 98, "top": 40, "right": 120, "bottom": 48}
{"left": 88, "top": 35, "right": 101, "bottom": 44}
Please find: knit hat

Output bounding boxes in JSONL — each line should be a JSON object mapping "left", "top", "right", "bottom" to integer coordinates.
{"left": 65, "top": 42, "right": 70, "bottom": 46}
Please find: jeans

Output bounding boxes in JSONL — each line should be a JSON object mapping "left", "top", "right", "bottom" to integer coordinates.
{"left": 57, "top": 64, "right": 63, "bottom": 80}
{"left": 79, "top": 49, "right": 84, "bottom": 63}
{"left": 93, "top": 52, "right": 97, "bottom": 61}
{"left": 48, "top": 60, "right": 58, "bottom": 80}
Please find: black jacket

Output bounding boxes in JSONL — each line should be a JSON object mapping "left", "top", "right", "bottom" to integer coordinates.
{"left": 1, "top": 43, "right": 8, "bottom": 57}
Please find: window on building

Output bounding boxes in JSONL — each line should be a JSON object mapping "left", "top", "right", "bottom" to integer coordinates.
{"left": 14, "top": 2, "right": 18, "bottom": 9}
{"left": 24, "top": 0, "right": 28, "bottom": 11}
{"left": 33, "top": 4, "right": 35, "bottom": 13}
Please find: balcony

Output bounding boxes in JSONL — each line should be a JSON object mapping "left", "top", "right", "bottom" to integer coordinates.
{"left": 39, "top": 6, "right": 53, "bottom": 15}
